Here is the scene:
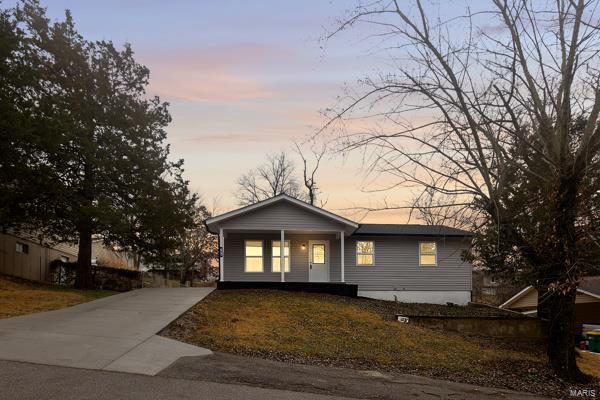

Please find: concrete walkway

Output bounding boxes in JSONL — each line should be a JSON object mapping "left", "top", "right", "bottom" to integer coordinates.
{"left": 0, "top": 288, "right": 213, "bottom": 375}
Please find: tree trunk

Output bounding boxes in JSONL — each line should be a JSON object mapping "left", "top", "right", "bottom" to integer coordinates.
{"left": 541, "top": 174, "right": 585, "bottom": 381}
{"left": 75, "top": 225, "right": 94, "bottom": 289}
{"left": 541, "top": 287, "right": 585, "bottom": 381}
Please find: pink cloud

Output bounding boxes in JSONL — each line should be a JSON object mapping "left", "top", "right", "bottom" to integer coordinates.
{"left": 139, "top": 43, "right": 289, "bottom": 102}
{"left": 183, "top": 133, "right": 279, "bottom": 144}
{"left": 148, "top": 70, "right": 277, "bottom": 102}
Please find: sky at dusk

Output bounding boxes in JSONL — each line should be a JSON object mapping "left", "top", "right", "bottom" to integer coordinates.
{"left": 15, "top": 0, "right": 469, "bottom": 223}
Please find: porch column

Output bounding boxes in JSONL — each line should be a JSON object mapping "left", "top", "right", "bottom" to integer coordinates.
{"left": 280, "top": 229, "right": 285, "bottom": 282}
{"left": 340, "top": 231, "right": 345, "bottom": 283}
{"left": 219, "top": 228, "right": 224, "bottom": 282}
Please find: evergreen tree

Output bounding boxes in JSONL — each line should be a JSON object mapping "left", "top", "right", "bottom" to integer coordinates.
{"left": 0, "top": 1, "right": 196, "bottom": 288}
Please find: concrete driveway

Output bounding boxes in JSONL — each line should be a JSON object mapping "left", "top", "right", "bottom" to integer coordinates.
{"left": 0, "top": 288, "right": 213, "bottom": 375}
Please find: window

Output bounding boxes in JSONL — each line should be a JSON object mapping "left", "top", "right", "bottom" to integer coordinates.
{"left": 419, "top": 242, "right": 437, "bottom": 266}
{"left": 272, "top": 240, "right": 290, "bottom": 272}
{"left": 245, "top": 240, "right": 263, "bottom": 272}
{"left": 312, "top": 244, "right": 325, "bottom": 264}
{"left": 60, "top": 255, "right": 69, "bottom": 263}
{"left": 356, "top": 241, "right": 374, "bottom": 266}
{"left": 15, "top": 242, "right": 29, "bottom": 254}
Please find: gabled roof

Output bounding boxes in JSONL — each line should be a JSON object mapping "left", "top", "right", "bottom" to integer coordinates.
{"left": 205, "top": 194, "right": 359, "bottom": 229}
{"left": 579, "top": 276, "right": 600, "bottom": 297}
{"left": 500, "top": 279, "right": 600, "bottom": 309}
{"left": 206, "top": 194, "right": 474, "bottom": 237}
{"left": 354, "top": 224, "right": 473, "bottom": 237}
{"left": 500, "top": 286, "right": 536, "bottom": 309}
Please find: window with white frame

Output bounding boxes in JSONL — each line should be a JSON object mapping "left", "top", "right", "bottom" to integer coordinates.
{"left": 245, "top": 240, "right": 263, "bottom": 272}
{"left": 15, "top": 242, "right": 29, "bottom": 254}
{"left": 356, "top": 241, "right": 374, "bottom": 266}
{"left": 271, "top": 240, "right": 290, "bottom": 272}
{"left": 419, "top": 242, "right": 437, "bottom": 266}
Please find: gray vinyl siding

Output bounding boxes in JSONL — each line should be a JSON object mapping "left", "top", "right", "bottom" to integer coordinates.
{"left": 223, "top": 233, "right": 471, "bottom": 292}
{"left": 345, "top": 236, "right": 472, "bottom": 291}
{"left": 220, "top": 201, "right": 347, "bottom": 232}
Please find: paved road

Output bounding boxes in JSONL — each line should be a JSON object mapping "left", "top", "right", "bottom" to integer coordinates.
{"left": 161, "top": 352, "right": 548, "bottom": 400}
{"left": 0, "top": 288, "right": 213, "bottom": 375}
{"left": 0, "top": 360, "right": 351, "bottom": 400}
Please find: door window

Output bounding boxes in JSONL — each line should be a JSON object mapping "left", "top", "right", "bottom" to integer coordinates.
{"left": 312, "top": 244, "right": 325, "bottom": 264}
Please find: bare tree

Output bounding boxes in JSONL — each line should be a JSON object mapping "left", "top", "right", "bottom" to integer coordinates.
{"left": 325, "top": 0, "right": 600, "bottom": 380}
{"left": 294, "top": 141, "right": 327, "bottom": 206}
{"left": 235, "top": 152, "right": 304, "bottom": 205}
{"left": 179, "top": 200, "right": 217, "bottom": 285}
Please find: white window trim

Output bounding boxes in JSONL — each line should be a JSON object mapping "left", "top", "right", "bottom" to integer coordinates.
{"left": 271, "top": 240, "right": 291, "bottom": 273}
{"left": 15, "top": 242, "right": 28, "bottom": 254}
{"left": 356, "top": 240, "right": 375, "bottom": 266}
{"left": 244, "top": 240, "right": 264, "bottom": 273}
{"left": 419, "top": 241, "right": 437, "bottom": 266}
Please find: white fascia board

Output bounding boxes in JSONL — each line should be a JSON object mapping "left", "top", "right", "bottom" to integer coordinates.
{"left": 577, "top": 288, "right": 600, "bottom": 301}
{"left": 499, "top": 286, "right": 534, "bottom": 309}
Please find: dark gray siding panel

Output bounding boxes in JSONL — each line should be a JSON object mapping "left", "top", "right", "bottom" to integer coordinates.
{"left": 220, "top": 202, "right": 347, "bottom": 232}
{"left": 344, "top": 236, "right": 472, "bottom": 291}
{"left": 224, "top": 233, "right": 339, "bottom": 282}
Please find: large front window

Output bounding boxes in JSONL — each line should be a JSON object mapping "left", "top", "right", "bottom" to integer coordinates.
{"left": 245, "top": 240, "right": 263, "bottom": 272}
{"left": 356, "top": 241, "right": 374, "bottom": 266}
{"left": 272, "top": 240, "right": 290, "bottom": 272}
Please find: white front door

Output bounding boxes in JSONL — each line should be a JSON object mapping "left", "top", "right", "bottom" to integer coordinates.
{"left": 308, "top": 240, "right": 329, "bottom": 282}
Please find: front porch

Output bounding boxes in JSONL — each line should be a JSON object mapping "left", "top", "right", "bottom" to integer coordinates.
{"left": 218, "top": 230, "right": 349, "bottom": 284}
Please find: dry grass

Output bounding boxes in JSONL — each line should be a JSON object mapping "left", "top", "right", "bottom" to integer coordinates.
{"left": 579, "top": 351, "right": 600, "bottom": 378}
{"left": 0, "top": 274, "right": 115, "bottom": 319}
{"left": 163, "top": 289, "right": 599, "bottom": 397}
{"left": 168, "top": 290, "right": 537, "bottom": 371}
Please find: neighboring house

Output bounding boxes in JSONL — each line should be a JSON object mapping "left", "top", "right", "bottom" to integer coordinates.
{"left": 205, "top": 194, "right": 473, "bottom": 304}
{"left": 500, "top": 276, "right": 600, "bottom": 324}
{"left": 473, "top": 270, "right": 500, "bottom": 296}
{"left": 472, "top": 269, "right": 519, "bottom": 305}
{"left": 91, "top": 239, "right": 141, "bottom": 270}
{"left": 0, "top": 231, "right": 78, "bottom": 281}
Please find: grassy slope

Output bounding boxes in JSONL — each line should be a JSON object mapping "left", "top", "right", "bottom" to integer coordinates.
{"left": 0, "top": 274, "right": 114, "bottom": 319}
{"left": 164, "top": 289, "right": 599, "bottom": 397}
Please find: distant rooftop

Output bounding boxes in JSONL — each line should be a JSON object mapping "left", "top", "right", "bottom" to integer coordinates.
{"left": 354, "top": 224, "right": 473, "bottom": 237}
{"left": 580, "top": 276, "right": 600, "bottom": 297}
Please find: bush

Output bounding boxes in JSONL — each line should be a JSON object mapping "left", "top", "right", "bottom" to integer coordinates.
{"left": 49, "top": 260, "right": 141, "bottom": 291}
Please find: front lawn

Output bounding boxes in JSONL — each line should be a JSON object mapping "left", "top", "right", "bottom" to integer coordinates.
{"left": 162, "top": 289, "right": 599, "bottom": 398}
{"left": 0, "top": 274, "right": 115, "bottom": 319}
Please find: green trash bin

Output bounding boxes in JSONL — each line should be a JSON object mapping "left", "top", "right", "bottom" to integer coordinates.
{"left": 588, "top": 332, "right": 600, "bottom": 352}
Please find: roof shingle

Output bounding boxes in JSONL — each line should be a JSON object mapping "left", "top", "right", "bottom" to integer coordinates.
{"left": 354, "top": 224, "right": 473, "bottom": 237}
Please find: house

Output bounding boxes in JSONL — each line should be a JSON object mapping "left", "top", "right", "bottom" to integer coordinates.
{"left": 0, "top": 231, "right": 78, "bottom": 281}
{"left": 472, "top": 269, "right": 519, "bottom": 304}
{"left": 91, "top": 238, "right": 142, "bottom": 271}
{"left": 500, "top": 276, "right": 600, "bottom": 324}
{"left": 205, "top": 194, "right": 473, "bottom": 304}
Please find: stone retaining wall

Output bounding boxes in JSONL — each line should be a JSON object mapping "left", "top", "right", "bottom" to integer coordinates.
{"left": 408, "top": 315, "right": 546, "bottom": 339}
